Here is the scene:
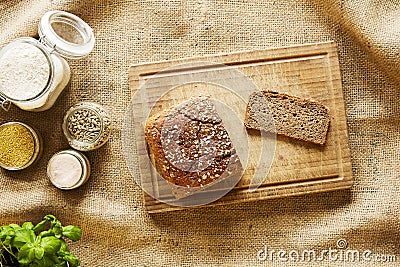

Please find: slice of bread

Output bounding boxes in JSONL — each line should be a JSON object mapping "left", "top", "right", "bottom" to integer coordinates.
{"left": 244, "top": 91, "right": 330, "bottom": 145}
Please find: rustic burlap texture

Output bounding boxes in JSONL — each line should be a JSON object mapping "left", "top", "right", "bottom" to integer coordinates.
{"left": 0, "top": 0, "right": 399, "bottom": 266}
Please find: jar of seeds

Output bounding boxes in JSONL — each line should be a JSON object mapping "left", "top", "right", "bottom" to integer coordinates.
{"left": 62, "top": 102, "right": 111, "bottom": 151}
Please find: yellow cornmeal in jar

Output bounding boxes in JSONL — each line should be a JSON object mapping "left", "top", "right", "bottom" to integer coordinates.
{"left": 0, "top": 124, "right": 35, "bottom": 168}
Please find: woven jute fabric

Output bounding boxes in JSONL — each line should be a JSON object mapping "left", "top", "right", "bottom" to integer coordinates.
{"left": 0, "top": 1, "right": 399, "bottom": 266}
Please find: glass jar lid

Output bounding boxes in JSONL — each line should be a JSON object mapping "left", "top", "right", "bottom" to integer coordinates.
{"left": 38, "top": 10, "right": 95, "bottom": 59}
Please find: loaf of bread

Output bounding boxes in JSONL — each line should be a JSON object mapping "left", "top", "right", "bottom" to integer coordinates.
{"left": 244, "top": 90, "right": 330, "bottom": 145}
{"left": 145, "top": 97, "right": 243, "bottom": 199}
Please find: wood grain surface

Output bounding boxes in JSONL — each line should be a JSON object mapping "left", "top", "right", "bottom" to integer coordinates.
{"left": 128, "top": 42, "right": 353, "bottom": 213}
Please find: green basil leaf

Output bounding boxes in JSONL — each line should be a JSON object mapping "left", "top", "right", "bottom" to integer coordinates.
{"left": 13, "top": 228, "right": 35, "bottom": 248}
{"left": 41, "top": 236, "right": 62, "bottom": 254}
{"left": 58, "top": 239, "right": 69, "bottom": 253}
{"left": 9, "top": 224, "right": 21, "bottom": 230}
{"left": 52, "top": 222, "right": 63, "bottom": 238}
{"left": 22, "top": 222, "right": 34, "bottom": 230}
{"left": 1, "top": 227, "right": 15, "bottom": 239}
{"left": 0, "top": 226, "right": 7, "bottom": 237}
{"left": 44, "top": 215, "right": 57, "bottom": 223}
{"left": 49, "top": 254, "right": 61, "bottom": 264}
{"left": 64, "top": 253, "right": 80, "bottom": 267}
{"left": 62, "top": 226, "right": 82, "bottom": 242}
{"left": 38, "top": 229, "right": 54, "bottom": 238}
{"left": 33, "top": 246, "right": 45, "bottom": 260}
{"left": 43, "top": 215, "right": 65, "bottom": 238}
{"left": 3, "top": 234, "right": 13, "bottom": 246}
{"left": 0, "top": 229, "right": 14, "bottom": 244}
{"left": 33, "top": 220, "right": 47, "bottom": 233}
{"left": 32, "top": 255, "right": 57, "bottom": 267}
{"left": 17, "top": 243, "right": 35, "bottom": 265}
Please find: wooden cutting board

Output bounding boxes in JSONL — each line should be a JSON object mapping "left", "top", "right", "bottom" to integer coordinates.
{"left": 127, "top": 41, "right": 353, "bottom": 213}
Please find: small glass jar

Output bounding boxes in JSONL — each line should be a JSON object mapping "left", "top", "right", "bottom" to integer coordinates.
{"left": 47, "top": 149, "right": 90, "bottom": 190}
{"left": 63, "top": 102, "right": 112, "bottom": 151}
{"left": 0, "top": 10, "right": 95, "bottom": 112}
{"left": 0, "top": 122, "right": 42, "bottom": 170}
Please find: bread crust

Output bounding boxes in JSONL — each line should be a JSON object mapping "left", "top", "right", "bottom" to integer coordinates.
{"left": 145, "top": 97, "right": 243, "bottom": 199}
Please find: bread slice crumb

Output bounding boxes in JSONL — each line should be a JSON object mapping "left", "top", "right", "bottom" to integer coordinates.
{"left": 244, "top": 90, "right": 330, "bottom": 145}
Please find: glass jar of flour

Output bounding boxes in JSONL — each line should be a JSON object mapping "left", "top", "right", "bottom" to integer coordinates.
{"left": 0, "top": 10, "right": 95, "bottom": 112}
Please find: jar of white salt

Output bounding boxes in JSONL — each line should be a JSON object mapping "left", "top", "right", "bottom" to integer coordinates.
{"left": 0, "top": 10, "right": 95, "bottom": 112}
{"left": 47, "top": 150, "right": 91, "bottom": 190}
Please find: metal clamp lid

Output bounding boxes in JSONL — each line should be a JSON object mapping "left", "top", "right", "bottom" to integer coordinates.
{"left": 38, "top": 10, "right": 95, "bottom": 59}
{"left": 0, "top": 95, "right": 11, "bottom": 111}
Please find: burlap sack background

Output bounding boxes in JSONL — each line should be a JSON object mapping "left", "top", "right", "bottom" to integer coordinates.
{"left": 0, "top": 0, "right": 399, "bottom": 266}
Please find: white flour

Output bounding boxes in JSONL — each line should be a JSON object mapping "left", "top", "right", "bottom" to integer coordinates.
{"left": 0, "top": 42, "right": 50, "bottom": 101}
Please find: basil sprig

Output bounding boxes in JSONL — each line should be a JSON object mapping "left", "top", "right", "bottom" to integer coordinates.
{"left": 0, "top": 215, "right": 82, "bottom": 267}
